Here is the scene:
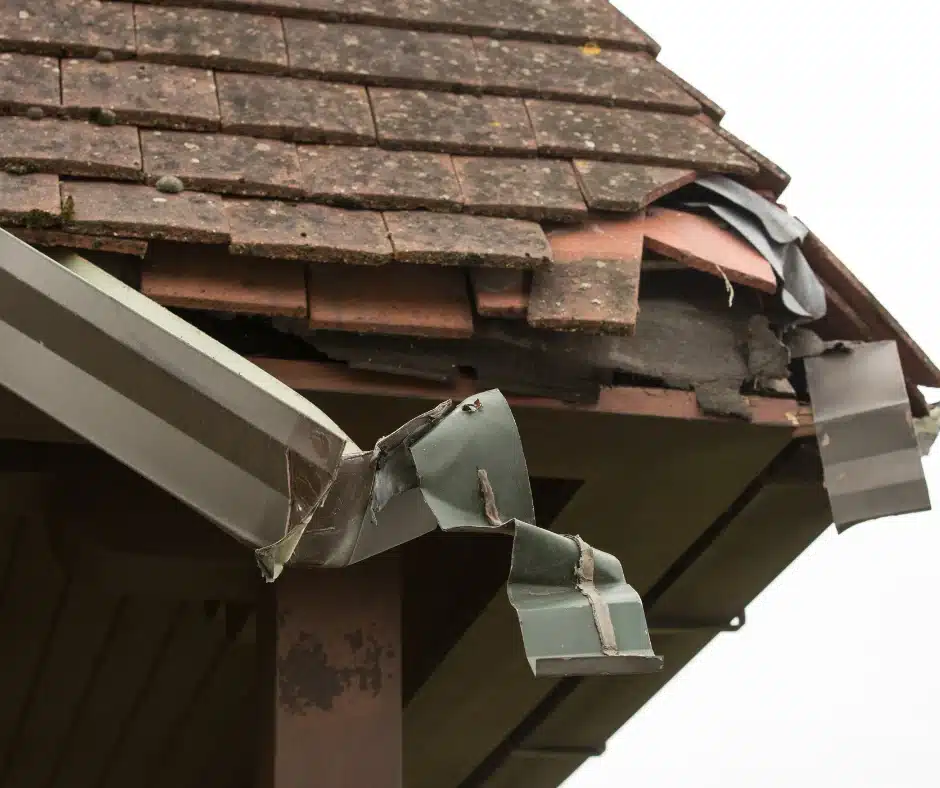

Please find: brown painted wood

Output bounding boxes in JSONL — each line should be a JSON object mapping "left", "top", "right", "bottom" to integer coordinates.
{"left": 259, "top": 559, "right": 401, "bottom": 788}
{"left": 403, "top": 418, "right": 791, "bottom": 788}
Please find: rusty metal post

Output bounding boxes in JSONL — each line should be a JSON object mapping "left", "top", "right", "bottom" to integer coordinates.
{"left": 258, "top": 557, "right": 401, "bottom": 788}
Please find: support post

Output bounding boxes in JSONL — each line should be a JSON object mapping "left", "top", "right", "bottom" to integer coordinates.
{"left": 259, "top": 557, "right": 401, "bottom": 788}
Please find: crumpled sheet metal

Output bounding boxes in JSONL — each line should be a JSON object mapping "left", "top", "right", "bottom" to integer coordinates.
{"left": 804, "top": 340, "right": 931, "bottom": 530}
{"left": 286, "top": 389, "right": 662, "bottom": 676}
{"left": 677, "top": 175, "right": 827, "bottom": 320}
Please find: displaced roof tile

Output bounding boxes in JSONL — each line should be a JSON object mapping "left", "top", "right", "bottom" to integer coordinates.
{"left": 0, "top": 172, "right": 60, "bottom": 225}
{"left": 141, "top": 130, "right": 304, "bottom": 198}
{"left": 298, "top": 146, "right": 461, "bottom": 210}
{"left": 643, "top": 207, "right": 777, "bottom": 294}
{"left": 528, "top": 217, "right": 645, "bottom": 333}
{"left": 216, "top": 73, "right": 374, "bottom": 144}
{"left": 469, "top": 268, "right": 529, "bottom": 318}
{"left": 370, "top": 88, "right": 536, "bottom": 156}
{"left": 61, "top": 181, "right": 230, "bottom": 243}
{"left": 135, "top": 5, "right": 288, "bottom": 73}
{"left": 225, "top": 198, "right": 391, "bottom": 262}
{"left": 285, "top": 20, "right": 479, "bottom": 90}
{"left": 0, "top": 53, "right": 61, "bottom": 112}
{"left": 0, "top": 117, "right": 142, "bottom": 179}
{"left": 573, "top": 160, "right": 695, "bottom": 211}
{"left": 526, "top": 99, "right": 759, "bottom": 174}
{"left": 452, "top": 157, "right": 587, "bottom": 221}
{"left": 1, "top": 0, "right": 135, "bottom": 57}
{"left": 384, "top": 211, "right": 551, "bottom": 268}
{"left": 473, "top": 39, "right": 698, "bottom": 112}
{"left": 7, "top": 227, "right": 148, "bottom": 256}
{"left": 142, "top": 250, "right": 307, "bottom": 317}
{"left": 307, "top": 262, "right": 474, "bottom": 337}
{"left": 61, "top": 60, "right": 220, "bottom": 131}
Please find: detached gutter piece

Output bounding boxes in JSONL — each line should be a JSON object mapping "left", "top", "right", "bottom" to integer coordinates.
{"left": 804, "top": 340, "right": 931, "bottom": 530}
{"left": 676, "top": 175, "right": 827, "bottom": 320}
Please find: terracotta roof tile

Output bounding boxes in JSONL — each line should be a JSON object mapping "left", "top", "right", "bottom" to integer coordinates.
{"left": 298, "top": 146, "right": 461, "bottom": 210}
{"left": 1, "top": 0, "right": 135, "bottom": 58}
{"left": 0, "top": 117, "right": 142, "bottom": 179}
{"left": 452, "top": 157, "right": 587, "bottom": 221}
{"left": 384, "top": 211, "right": 551, "bottom": 268}
{"left": 61, "top": 60, "right": 220, "bottom": 131}
{"left": 573, "top": 160, "right": 696, "bottom": 211}
{"left": 61, "top": 181, "right": 230, "bottom": 243}
{"left": 370, "top": 89, "right": 536, "bottom": 156}
{"left": 141, "top": 130, "right": 304, "bottom": 198}
{"left": 134, "top": 5, "right": 289, "bottom": 74}
{"left": 307, "top": 262, "right": 474, "bottom": 337}
{"left": 183, "top": 0, "right": 655, "bottom": 51}
{"left": 216, "top": 73, "right": 374, "bottom": 143}
{"left": 284, "top": 20, "right": 479, "bottom": 90}
{"left": 643, "top": 207, "right": 777, "bottom": 293}
{"left": 8, "top": 227, "right": 148, "bottom": 255}
{"left": 528, "top": 218, "right": 644, "bottom": 333}
{"left": 0, "top": 172, "right": 60, "bottom": 225}
{"left": 473, "top": 39, "right": 698, "bottom": 112}
{"left": 0, "top": 53, "right": 61, "bottom": 113}
{"left": 142, "top": 249, "right": 307, "bottom": 317}
{"left": 469, "top": 268, "right": 529, "bottom": 318}
{"left": 225, "top": 198, "right": 392, "bottom": 262}
{"left": 526, "top": 99, "right": 760, "bottom": 174}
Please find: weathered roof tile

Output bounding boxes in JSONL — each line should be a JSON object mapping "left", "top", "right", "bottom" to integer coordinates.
{"left": 299, "top": 146, "right": 461, "bottom": 210}
{"left": 61, "top": 181, "right": 230, "bottom": 243}
{"left": 0, "top": 53, "right": 61, "bottom": 113}
{"left": 384, "top": 211, "right": 551, "bottom": 267}
{"left": 195, "top": 0, "right": 655, "bottom": 51}
{"left": 526, "top": 99, "right": 760, "bottom": 174}
{"left": 141, "top": 130, "right": 304, "bottom": 198}
{"left": 308, "top": 262, "right": 474, "bottom": 337}
{"left": 473, "top": 39, "right": 698, "bottom": 112}
{"left": 453, "top": 157, "right": 587, "bottom": 220}
{"left": 61, "top": 60, "right": 220, "bottom": 131}
{"left": 469, "top": 268, "right": 529, "bottom": 318}
{"left": 371, "top": 88, "right": 536, "bottom": 155}
{"left": 0, "top": 172, "right": 60, "bottom": 225}
{"left": 713, "top": 124, "right": 791, "bottom": 196}
{"left": 0, "top": 117, "right": 142, "bottom": 179}
{"left": 142, "top": 249, "right": 307, "bottom": 317}
{"left": 8, "top": 227, "right": 148, "bottom": 256}
{"left": 1, "top": 0, "right": 136, "bottom": 58}
{"left": 225, "top": 198, "right": 392, "bottom": 262}
{"left": 285, "top": 20, "right": 479, "bottom": 90}
{"left": 216, "top": 73, "right": 374, "bottom": 144}
{"left": 528, "top": 218, "right": 645, "bottom": 333}
{"left": 573, "top": 160, "right": 696, "bottom": 211}
{"left": 135, "top": 5, "right": 288, "bottom": 74}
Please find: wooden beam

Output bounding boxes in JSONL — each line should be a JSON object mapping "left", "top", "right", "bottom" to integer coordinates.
{"left": 259, "top": 558, "right": 402, "bottom": 788}
{"left": 251, "top": 357, "right": 811, "bottom": 431}
{"left": 403, "top": 418, "right": 791, "bottom": 788}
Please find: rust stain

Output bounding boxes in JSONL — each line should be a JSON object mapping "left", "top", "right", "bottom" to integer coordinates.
{"left": 278, "top": 627, "right": 388, "bottom": 714}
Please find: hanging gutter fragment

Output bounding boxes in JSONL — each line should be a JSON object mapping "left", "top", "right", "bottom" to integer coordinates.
{"left": 0, "top": 230, "right": 660, "bottom": 677}
{"left": 802, "top": 339, "right": 931, "bottom": 530}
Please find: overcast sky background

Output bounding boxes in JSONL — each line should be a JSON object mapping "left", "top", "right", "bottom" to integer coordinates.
{"left": 566, "top": 2, "right": 939, "bottom": 786}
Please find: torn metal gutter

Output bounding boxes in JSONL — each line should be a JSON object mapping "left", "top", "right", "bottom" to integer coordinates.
{"left": 0, "top": 230, "right": 661, "bottom": 676}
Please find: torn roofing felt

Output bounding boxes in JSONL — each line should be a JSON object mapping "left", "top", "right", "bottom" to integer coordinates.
{"left": 0, "top": 228, "right": 660, "bottom": 677}
{"left": 666, "top": 175, "right": 827, "bottom": 320}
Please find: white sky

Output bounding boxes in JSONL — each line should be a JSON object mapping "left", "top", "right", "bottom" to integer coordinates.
{"left": 565, "top": 2, "right": 940, "bottom": 786}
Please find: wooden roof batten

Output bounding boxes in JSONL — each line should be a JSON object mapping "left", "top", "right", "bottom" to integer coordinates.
{"left": 0, "top": 3, "right": 936, "bottom": 788}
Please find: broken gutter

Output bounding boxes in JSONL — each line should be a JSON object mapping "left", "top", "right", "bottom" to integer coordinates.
{"left": 0, "top": 229, "right": 661, "bottom": 677}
